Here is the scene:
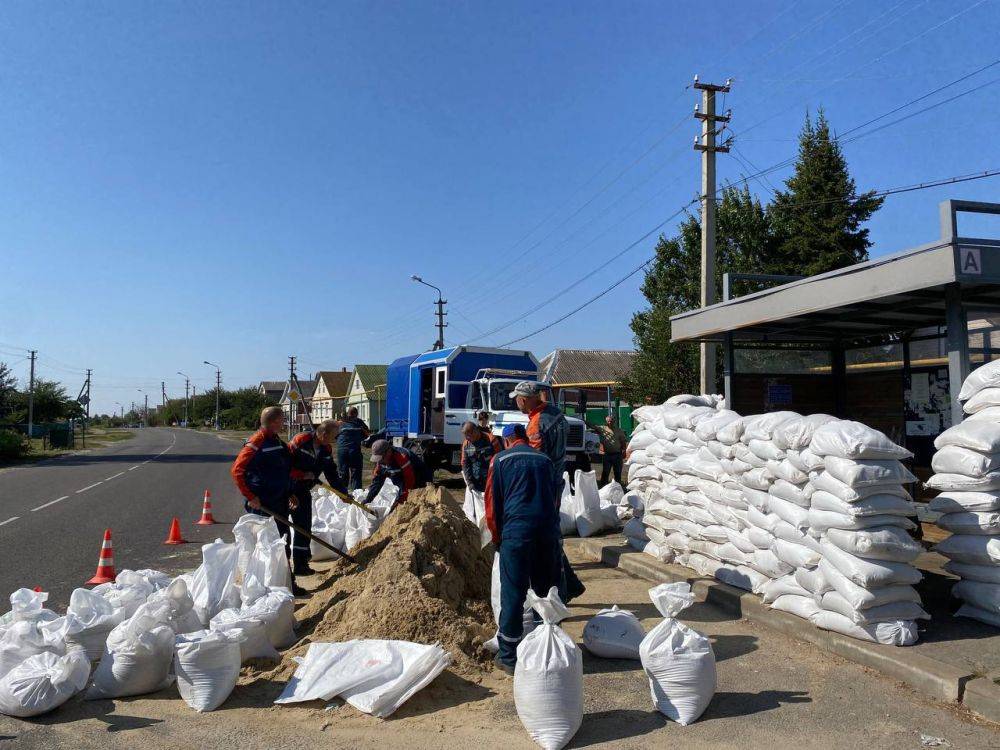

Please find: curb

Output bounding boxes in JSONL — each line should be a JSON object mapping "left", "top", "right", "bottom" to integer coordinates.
{"left": 567, "top": 537, "right": 984, "bottom": 710}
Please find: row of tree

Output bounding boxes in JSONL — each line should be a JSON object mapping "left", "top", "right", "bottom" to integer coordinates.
{"left": 91, "top": 387, "right": 277, "bottom": 430}
{"left": 0, "top": 363, "right": 84, "bottom": 425}
{"left": 621, "top": 112, "right": 884, "bottom": 402}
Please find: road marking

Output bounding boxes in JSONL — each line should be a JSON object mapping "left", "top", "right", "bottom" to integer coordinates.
{"left": 31, "top": 496, "right": 69, "bottom": 512}
{"left": 0, "top": 517, "right": 19, "bottom": 527}
{"left": 128, "top": 466, "right": 140, "bottom": 471}
{"left": 76, "top": 481, "right": 103, "bottom": 494}
{"left": 105, "top": 472, "right": 125, "bottom": 481}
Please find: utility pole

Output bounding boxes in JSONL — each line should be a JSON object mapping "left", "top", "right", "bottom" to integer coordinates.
{"left": 288, "top": 355, "right": 297, "bottom": 440}
{"left": 203, "top": 361, "right": 222, "bottom": 430}
{"left": 26, "top": 350, "right": 36, "bottom": 442}
{"left": 76, "top": 369, "right": 91, "bottom": 448}
{"left": 178, "top": 372, "right": 190, "bottom": 426}
{"left": 161, "top": 381, "right": 166, "bottom": 409}
{"left": 411, "top": 276, "right": 448, "bottom": 350}
{"left": 145, "top": 394, "right": 149, "bottom": 427}
{"left": 693, "top": 76, "right": 731, "bottom": 396}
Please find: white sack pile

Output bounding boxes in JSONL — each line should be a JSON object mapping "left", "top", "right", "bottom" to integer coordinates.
{"left": 309, "top": 482, "right": 399, "bottom": 560}
{"left": 932, "top": 359, "right": 1000, "bottom": 627}
{"left": 555, "top": 471, "right": 626, "bottom": 540}
{"left": 627, "top": 396, "right": 925, "bottom": 645}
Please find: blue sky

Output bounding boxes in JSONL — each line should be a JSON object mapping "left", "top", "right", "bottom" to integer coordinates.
{"left": 1, "top": 1, "right": 999, "bottom": 414}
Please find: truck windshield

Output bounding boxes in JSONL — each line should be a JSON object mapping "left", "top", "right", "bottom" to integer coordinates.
{"left": 489, "top": 381, "right": 520, "bottom": 411}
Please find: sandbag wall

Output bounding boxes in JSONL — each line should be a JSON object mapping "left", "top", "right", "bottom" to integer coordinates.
{"left": 929, "top": 360, "right": 1000, "bottom": 628}
{"left": 625, "top": 396, "right": 927, "bottom": 645}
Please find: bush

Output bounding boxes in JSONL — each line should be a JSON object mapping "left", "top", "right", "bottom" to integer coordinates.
{"left": 0, "top": 430, "right": 28, "bottom": 459}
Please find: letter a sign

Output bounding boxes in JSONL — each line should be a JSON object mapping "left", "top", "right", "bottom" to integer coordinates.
{"left": 960, "top": 246, "right": 982, "bottom": 275}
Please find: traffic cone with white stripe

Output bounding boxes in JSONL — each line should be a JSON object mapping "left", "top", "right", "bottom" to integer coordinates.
{"left": 86, "top": 529, "right": 116, "bottom": 585}
{"left": 195, "top": 490, "right": 217, "bottom": 525}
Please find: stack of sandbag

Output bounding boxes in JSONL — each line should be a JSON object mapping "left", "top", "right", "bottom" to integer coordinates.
{"left": 805, "top": 420, "right": 926, "bottom": 645}
{"left": 931, "top": 359, "right": 1000, "bottom": 627}
{"left": 309, "top": 482, "right": 401, "bottom": 560}
{"left": 86, "top": 600, "right": 177, "bottom": 699}
{"left": 620, "top": 488, "right": 648, "bottom": 552}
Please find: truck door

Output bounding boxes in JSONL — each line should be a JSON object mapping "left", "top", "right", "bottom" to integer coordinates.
{"left": 419, "top": 368, "right": 434, "bottom": 434}
{"left": 431, "top": 366, "right": 446, "bottom": 435}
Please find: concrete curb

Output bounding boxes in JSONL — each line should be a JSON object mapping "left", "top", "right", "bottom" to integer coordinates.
{"left": 567, "top": 537, "right": 982, "bottom": 710}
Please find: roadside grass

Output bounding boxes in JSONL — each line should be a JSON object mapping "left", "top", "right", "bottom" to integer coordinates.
{"left": 0, "top": 427, "right": 136, "bottom": 469}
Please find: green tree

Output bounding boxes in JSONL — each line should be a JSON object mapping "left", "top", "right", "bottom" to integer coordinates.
{"left": 0, "top": 362, "right": 17, "bottom": 424}
{"left": 768, "top": 110, "right": 884, "bottom": 276}
{"left": 10, "top": 379, "right": 76, "bottom": 423}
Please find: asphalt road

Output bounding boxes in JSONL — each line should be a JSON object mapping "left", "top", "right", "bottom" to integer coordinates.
{"left": 0, "top": 427, "right": 247, "bottom": 609}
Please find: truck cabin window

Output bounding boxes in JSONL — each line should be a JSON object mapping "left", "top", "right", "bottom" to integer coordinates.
{"left": 489, "top": 381, "right": 519, "bottom": 411}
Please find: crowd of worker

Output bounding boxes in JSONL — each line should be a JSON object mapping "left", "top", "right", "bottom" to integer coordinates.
{"left": 230, "top": 382, "right": 629, "bottom": 675}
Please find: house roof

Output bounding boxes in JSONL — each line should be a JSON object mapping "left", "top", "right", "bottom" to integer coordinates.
{"left": 352, "top": 364, "right": 388, "bottom": 391}
{"left": 259, "top": 380, "right": 285, "bottom": 392}
{"left": 316, "top": 370, "right": 352, "bottom": 399}
{"left": 539, "top": 349, "right": 636, "bottom": 386}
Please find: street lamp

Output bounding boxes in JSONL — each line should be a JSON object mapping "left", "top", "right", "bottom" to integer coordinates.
{"left": 411, "top": 275, "right": 447, "bottom": 350}
{"left": 136, "top": 389, "right": 148, "bottom": 427}
{"left": 203, "top": 361, "right": 221, "bottom": 430}
{"left": 114, "top": 402, "right": 123, "bottom": 425}
{"left": 177, "top": 371, "right": 191, "bottom": 426}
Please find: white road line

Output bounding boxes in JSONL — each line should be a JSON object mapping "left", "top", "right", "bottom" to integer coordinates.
{"left": 31, "top": 496, "right": 69, "bottom": 512}
{"left": 76, "top": 481, "right": 103, "bottom": 494}
{"left": 0, "top": 517, "right": 19, "bottom": 527}
{"left": 128, "top": 466, "right": 140, "bottom": 471}
{"left": 105, "top": 472, "right": 125, "bottom": 481}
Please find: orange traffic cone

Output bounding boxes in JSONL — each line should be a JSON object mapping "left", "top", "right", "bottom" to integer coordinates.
{"left": 86, "top": 529, "right": 116, "bottom": 585}
{"left": 195, "top": 490, "right": 217, "bottom": 525}
{"left": 163, "top": 517, "right": 188, "bottom": 545}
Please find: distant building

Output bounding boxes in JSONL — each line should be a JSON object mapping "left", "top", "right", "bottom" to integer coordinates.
{"left": 311, "top": 369, "right": 353, "bottom": 423}
{"left": 279, "top": 379, "right": 317, "bottom": 428}
{"left": 539, "top": 348, "right": 637, "bottom": 431}
{"left": 258, "top": 381, "right": 285, "bottom": 404}
{"left": 346, "top": 364, "right": 388, "bottom": 430}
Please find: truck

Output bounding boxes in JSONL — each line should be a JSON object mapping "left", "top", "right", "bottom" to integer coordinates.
{"left": 384, "top": 345, "right": 591, "bottom": 472}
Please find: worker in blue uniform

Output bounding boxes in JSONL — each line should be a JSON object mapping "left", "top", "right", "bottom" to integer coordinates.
{"left": 484, "top": 423, "right": 562, "bottom": 674}
{"left": 336, "top": 406, "right": 370, "bottom": 490}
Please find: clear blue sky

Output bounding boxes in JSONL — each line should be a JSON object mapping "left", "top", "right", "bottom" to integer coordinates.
{"left": 1, "top": 1, "right": 998, "bottom": 414}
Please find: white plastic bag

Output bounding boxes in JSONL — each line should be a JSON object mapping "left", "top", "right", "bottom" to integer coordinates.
{"left": 928, "top": 491, "right": 1000, "bottom": 513}
{"left": 63, "top": 588, "right": 117, "bottom": 661}
{"left": 0, "top": 620, "right": 64, "bottom": 679}
{"left": 639, "top": 582, "right": 716, "bottom": 725}
{"left": 514, "top": 588, "right": 583, "bottom": 750}
{"left": 174, "top": 630, "right": 243, "bottom": 712}
{"left": 187, "top": 539, "right": 241, "bottom": 626}
{"left": 959, "top": 359, "right": 1000, "bottom": 401}
{"left": 822, "top": 456, "right": 915, "bottom": 487}
{"left": 810, "top": 609, "right": 917, "bottom": 645}
{"left": 0, "top": 649, "right": 90, "bottom": 717}
{"left": 147, "top": 577, "right": 203, "bottom": 635}
{"left": 574, "top": 470, "right": 605, "bottom": 537}
{"left": 582, "top": 606, "right": 645, "bottom": 660}
{"left": 809, "top": 421, "right": 911, "bottom": 460}
{"left": 86, "top": 601, "right": 176, "bottom": 699}
{"left": 932, "top": 446, "right": 1000, "bottom": 478}
{"left": 824, "top": 526, "right": 922, "bottom": 563}
{"left": 311, "top": 494, "right": 348, "bottom": 562}
{"left": 239, "top": 588, "right": 296, "bottom": 648}
{"left": 0, "top": 589, "right": 58, "bottom": 628}
{"left": 233, "top": 516, "right": 291, "bottom": 604}
{"left": 463, "top": 487, "right": 492, "bottom": 548}
{"left": 935, "top": 534, "right": 1000, "bottom": 565}
{"left": 210, "top": 609, "right": 279, "bottom": 662}
{"left": 934, "top": 421, "right": 1000, "bottom": 453}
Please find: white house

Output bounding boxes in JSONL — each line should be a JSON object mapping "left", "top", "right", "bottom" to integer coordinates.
{"left": 311, "top": 369, "right": 352, "bottom": 423}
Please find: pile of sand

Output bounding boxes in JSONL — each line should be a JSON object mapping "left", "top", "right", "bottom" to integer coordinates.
{"left": 246, "top": 486, "right": 494, "bottom": 686}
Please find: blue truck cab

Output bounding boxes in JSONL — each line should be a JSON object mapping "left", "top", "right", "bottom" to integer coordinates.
{"left": 384, "top": 345, "right": 588, "bottom": 471}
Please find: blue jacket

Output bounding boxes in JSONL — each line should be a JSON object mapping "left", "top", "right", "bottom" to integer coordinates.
{"left": 485, "top": 441, "right": 560, "bottom": 544}
{"left": 337, "top": 417, "right": 370, "bottom": 452}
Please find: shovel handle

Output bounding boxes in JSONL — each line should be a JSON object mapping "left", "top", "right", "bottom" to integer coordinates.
{"left": 317, "top": 482, "right": 378, "bottom": 518}
{"left": 254, "top": 505, "right": 358, "bottom": 565}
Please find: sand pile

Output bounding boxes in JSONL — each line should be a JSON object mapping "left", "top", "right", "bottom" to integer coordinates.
{"left": 248, "top": 486, "right": 494, "bottom": 684}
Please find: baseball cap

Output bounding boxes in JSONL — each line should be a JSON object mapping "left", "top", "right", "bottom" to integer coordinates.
{"left": 509, "top": 381, "right": 543, "bottom": 399}
{"left": 370, "top": 439, "right": 390, "bottom": 461}
{"left": 502, "top": 424, "right": 527, "bottom": 440}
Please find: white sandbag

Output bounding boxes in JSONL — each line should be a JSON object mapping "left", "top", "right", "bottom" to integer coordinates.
{"left": 822, "top": 456, "right": 915, "bottom": 487}
{"left": 0, "top": 589, "right": 58, "bottom": 629}
{"left": 761, "top": 574, "right": 811, "bottom": 605}
{"left": 794, "top": 566, "right": 831, "bottom": 597}
{"left": 582, "top": 606, "right": 645, "bottom": 660}
{"left": 809, "top": 491, "right": 915, "bottom": 518}
{"left": 956, "top": 603, "right": 1000, "bottom": 627}
{"left": 148, "top": 578, "right": 203, "bottom": 635}
{"left": 514, "top": 588, "right": 583, "bottom": 750}
{"left": 723, "top": 528, "right": 757, "bottom": 554}
{"left": 772, "top": 538, "right": 821, "bottom": 569}
{"left": 959, "top": 359, "right": 1000, "bottom": 401}
{"left": 808, "top": 508, "right": 915, "bottom": 534}
{"left": 746, "top": 525, "right": 775, "bottom": 550}
{"left": 937, "top": 510, "right": 1000, "bottom": 536}
{"left": 559, "top": 474, "right": 577, "bottom": 537}
{"left": 819, "top": 541, "right": 922, "bottom": 588}
{"left": 743, "top": 411, "right": 800, "bottom": 442}
{"left": 741, "top": 467, "right": 774, "bottom": 491}
{"left": 820, "top": 591, "right": 928, "bottom": 624}
{"left": 0, "top": 649, "right": 90, "bottom": 718}
{"left": 91, "top": 579, "right": 151, "bottom": 624}
{"left": 769, "top": 479, "right": 812, "bottom": 507}
{"left": 932, "top": 445, "right": 1000, "bottom": 478}
{"left": 0, "top": 620, "right": 63, "bottom": 679}
{"left": 817, "top": 560, "right": 921, "bottom": 611}
{"left": 188, "top": 539, "right": 241, "bottom": 626}
{"left": 747, "top": 549, "right": 793, "bottom": 579}
{"left": 928, "top": 490, "right": 1000, "bottom": 513}
{"left": 463, "top": 487, "right": 492, "bottom": 547}
{"left": 234, "top": 516, "right": 292, "bottom": 605}
{"left": 574, "top": 470, "right": 605, "bottom": 538}
{"left": 599, "top": 481, "right": 625, "bottom": 507}
{"left": 771, "top": 594, "right": 820, "bottom": 620}
{"left": 210, "top": 610, "right": 280, "bottom": 661}
{"left": 789, "top": 448, "right": 825, "bottom": 473}
{"left": 666, "top": 394, "right": 717, "bottom": 407}
{"left": 935, "top": 534, "right": 1000, "bottom": 565}
{"left": 809, "top": 420, "right": 911, "bottom": 460}
{"left": 628, "top": 431, "right": 658, "bottom": 451}
{"left": 746, "top": 505, "right": 779, "bottom": 533}
{"left": 943, "top": 560, "right": 1000, "bottom": 584}
{"left": 62, "top": 588, "right": 117, "bottom": 661}
{"left": 716, "top": 417, "right": 746, "bottom": 445}
{"left": 742, "top": 486, "right": 770, "bottom": 512}
{"left": 694, "top": 411, "right": 741, "bottom": 442}
{"left": 747, "top": 439, "right": 785, "bottom": 462}
{"left": 952, "top": 580, "right": 1000, "bottom": 615}
{"left": 766, "top": 494, "right": 810, "bottom": 531}
{"left": 810, "top": 609, "right": 918, "bottom": 645}
{"left": 639, "top": 582, "right": 716, "bottom": 726}
{"left": 824, "top": 526, "right": 923, "bottom": 563}
{"left": 623, "top": 517, "right": 649, "bottom": 543}
{"left": 86, "top": 601, "right": 175, "bottom": 699}
{"left": 174, "top": 630, "right": 242, "bottom": 712}
{"left": 927, "top": 471, "right": 1000, "bottom": 492}
{"left": 772, "top": 414, "right": 837, "bottom": 451}
{"left": 810, "top": 471, "right": 910, "bottom": 503}
{"left": 963, "top": 387, "right": 1000, "bottom": 414}
{"left": 239, "top": 588, "right": 296, "bottom": 649}
{"left": 771, "top": 461, "right": 809, "bottom": 485}
{"left": 311, "top": 494, "right": 348, "bottom": 562}
{"left": 662, "top": 405, "right": 716, "bottom": 430}
{"left": 715, "top": 564, "right": 769, "bottom": 594}
{"left": 934, "top": 421, "right": 1000, "bottom": 453}
{"left": 631, "top": 404, "right": 664, "bottom": 423}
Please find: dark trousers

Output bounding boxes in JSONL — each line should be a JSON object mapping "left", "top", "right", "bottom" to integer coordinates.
{"left": 600, "top": 452, "right": 623, "bottom": 486}
{"left": 290, "top": 481, "right": 313, "bottom": 564}
{"left": 497, "top": 534, "right": 561, "bottom": 667}
{"left": 337, "top": 447, "right": 364, "bottom": 491}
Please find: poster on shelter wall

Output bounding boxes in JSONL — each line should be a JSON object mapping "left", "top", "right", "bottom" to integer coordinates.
{"left": 905, "top": 368, "right": 951, "bottom": 436}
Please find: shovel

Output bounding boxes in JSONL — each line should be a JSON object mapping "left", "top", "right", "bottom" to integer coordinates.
{"left": 317, "top": 482, "right": 378, "bottom": 518}
{"left": 251, "top": 504, "right": 358, "bottom": 565}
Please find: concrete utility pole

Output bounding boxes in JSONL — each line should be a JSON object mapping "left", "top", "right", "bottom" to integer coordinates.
{"left": 76, "top": 369, "right": 91, "bottom": 448}
{"left": 203, "top": 361, "right": 221, "bottom": 430}
{"left": 693, "top": 76, "right": 731, "bottom": 396}
{"left": 411, "top": 275, "right": 448, "bottom": 350}
{"left": 177, "top": 372, "right": 190, "bottom": 426}
{"left": 287, "top": 355, "right": 297, "bottom": 440}
{"left": 161, "top": 381, "right": 166, "bottom": 409}
{"left": 26, "top": 350, "right": 36, "bottom": 441}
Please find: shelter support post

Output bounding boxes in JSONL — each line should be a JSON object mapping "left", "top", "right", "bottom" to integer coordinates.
{"left": 945, "top": 283, "right": 970, "bottom": 426}
{"left": 723, "top": 334, "right": 735, "bottom": 409}
{"left": 832, "top": 343, "right": 847, "bottom": 418}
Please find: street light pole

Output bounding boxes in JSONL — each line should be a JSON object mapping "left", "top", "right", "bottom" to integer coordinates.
{"left": 203, "top": 361, "right": 221, "bottom": 430}
{"left": 114, "top": 402, "right": 122, "bottom": 427}
{"left": 136, "top": 390, "right": 147, "bottom": 427}
{"left": 177, "top": 371, "right": 191, "bottom": 426}
{"left": 411, "top": 275, "right": 447, "bottom": 350}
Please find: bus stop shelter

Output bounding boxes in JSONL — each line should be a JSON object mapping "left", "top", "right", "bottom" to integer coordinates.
{"left": 669, "top": 200, "right": 1000, "bottom": 470}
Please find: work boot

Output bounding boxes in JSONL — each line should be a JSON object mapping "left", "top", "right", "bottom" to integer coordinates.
{"left": 492, "top": 655, "right": 515, "bottom": 676}
{"left": 293, "top": 560, "right": 316, "bottom": 576}
{"left": 291, "top": 581, "right": 309, "bottom": 597}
